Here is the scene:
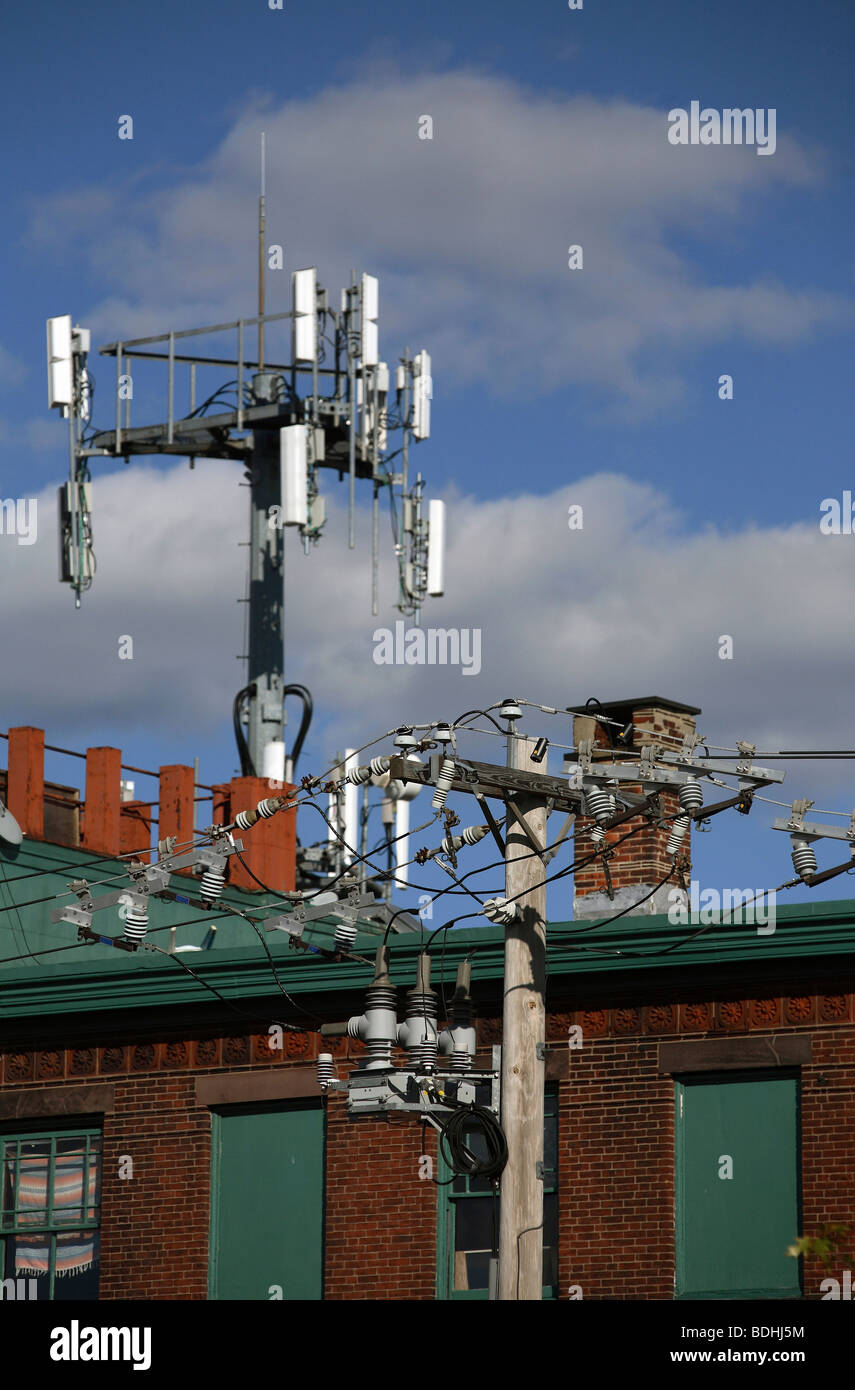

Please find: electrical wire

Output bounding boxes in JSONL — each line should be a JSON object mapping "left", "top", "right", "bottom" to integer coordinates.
{"left": 452, "top": 709, "right": 508, "bottom": 736}
{"left": 0, "top": 833, "right": 207, "bottom": 892}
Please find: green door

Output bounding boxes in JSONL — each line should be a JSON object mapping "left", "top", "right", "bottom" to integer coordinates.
{"left": 210, "top": 1101, "right": 324, "bottom": 1300}
{"left": 675, "top": 1072, "right": 801, "bottom": 1299}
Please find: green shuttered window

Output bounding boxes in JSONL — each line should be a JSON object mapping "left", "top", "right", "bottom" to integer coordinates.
{"left": 209, "top": 1100, "right": 324, "bottom": 1300}
{"left": 675, "top": 1071, "right": 801, "bottom": 1299}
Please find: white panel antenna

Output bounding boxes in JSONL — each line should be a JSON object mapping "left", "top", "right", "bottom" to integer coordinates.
{"left": 46, "top": 315, "right": 73, "bottom": 408}
{"left": 343, "top": 749, "right": 358, "bottom": 865}
{"left": 361, "top": 273, "right": 379, "bottom": 367}
{"left": 280, "top": 425, "right": 309, "bottom": 526}
{"left": 427, "top": 498, "right": 446, "bottom": 596}
{"left": 412, "top": 350, "right": 432, "bottom": 439}
{"left": 291, "top": 268, "right": 317, "bottom": 363}
{"left": 358, "top": 361, "right": 389, "bottom": 453}
{"left": 377, "top": 362, "right": 389, "bottom": 451}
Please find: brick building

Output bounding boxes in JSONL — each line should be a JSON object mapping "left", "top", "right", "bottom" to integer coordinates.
{"left": 1, "top": 703, "right": 854, "bottom": 1301}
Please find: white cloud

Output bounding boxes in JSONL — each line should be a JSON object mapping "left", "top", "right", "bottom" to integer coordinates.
{"left": 25, "top": 69, "right": 848, "bottom": 415}
{"left": 1, "top": 460, "right": 852, "bottom": 798}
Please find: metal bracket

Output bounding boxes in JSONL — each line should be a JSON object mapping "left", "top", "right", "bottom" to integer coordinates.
{"left": 505, "top": 798, "right": 546, "bottom": 862}
{"left": 787, "top": 798, "right": 814, "bottom": 832}
{"left": 680, "top": 731, "right": 704, "bottom": 759}
{"left": 535, "top": 1161, "right": 545, "bottom": 1181}
{"left": 475, "top": 792, "right": 507, "bottom": 856}
{"left": 575, "top": 739, "right": 593, "bottom": 778}
{"left": 535, "top": 1042, "right": 546, "bottom": 1061}
{"left": 639, "top": 745, "right": 657, "bottom": 777}
{"left": 736, "top": 740, "right": 757, "bottom": 774}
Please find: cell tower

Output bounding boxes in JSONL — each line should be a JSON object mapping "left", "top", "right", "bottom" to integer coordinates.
{"left": 46, "top": 138, "right": 446, "bottom": 788}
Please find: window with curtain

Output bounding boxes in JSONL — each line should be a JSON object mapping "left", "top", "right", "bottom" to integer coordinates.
{"left": 0, "top": 1127, "right": 102, "bottom": 1300}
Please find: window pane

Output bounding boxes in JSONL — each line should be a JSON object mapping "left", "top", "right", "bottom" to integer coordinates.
{"left": 5, "top": 1230, "right": 51, "bottom": 1282}
{"left": 543, "top": 1095, "right": 558, "bottom": 1178}
{"left": 453, "top": 1196, "right": 496, "bottom": 1290}
{"left": 53, "top": 1140, "right": 98, "bottom": 1225}
{"left": 15, "top": 1145, "right": 51, "bottom": 1226}
{"left": 544, "top": 1191, "right": 558, "bottom": 1246}
{"left": 3, "top": 1238, "right": 51, "bottom": 1300}
{"left": 455, "top": 1249, "right": 491, "bottom": 1291}
{"left": 1, "top": 1145, "right": 16, "bottom": 1228}
{"left": 52, "top": 1232, "right": 100, "bottom": 1300}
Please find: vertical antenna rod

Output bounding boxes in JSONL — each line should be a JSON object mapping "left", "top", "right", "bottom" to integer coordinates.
{"left": 348, "top": 268, "right": 356, "bottom": 548}
{"left": 258, "top": 132, "right": 266, "bottom": 372}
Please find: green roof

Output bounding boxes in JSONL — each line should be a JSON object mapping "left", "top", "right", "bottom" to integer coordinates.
{"left": 1, "top": 838, "right": 854, "bottom": 1021}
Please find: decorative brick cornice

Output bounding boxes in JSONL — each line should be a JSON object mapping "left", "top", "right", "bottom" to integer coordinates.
{"left": 0, "top": 1028, "right": 319, "bottom": 1085}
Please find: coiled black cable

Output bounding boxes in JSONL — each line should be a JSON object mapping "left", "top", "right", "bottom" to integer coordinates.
{"left": 283, "top": 683, "right": 313, "bottom": 773}
{"left": 438, "top": 1102, "right": 508, "bottom": 1181}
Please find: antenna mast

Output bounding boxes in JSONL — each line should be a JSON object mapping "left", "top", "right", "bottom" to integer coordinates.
{"left": 46, "top": 143, "right": 447, "bottom": 784}
{"left": 258, "top": 131, "right": 266, "bottom": 372}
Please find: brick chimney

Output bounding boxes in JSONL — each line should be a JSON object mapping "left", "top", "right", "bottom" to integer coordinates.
{"left": 1, "top": 730, "right": 296, "bottom": 892}
{"left": 567, "top": 696, "right": 701, "bottom": 919}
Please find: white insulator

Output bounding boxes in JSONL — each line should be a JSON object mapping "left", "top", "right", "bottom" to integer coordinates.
{"left": 448, "top": 1050, "right": 471, "bottom": 1075}
{"left": 234, "top": 809, "right": 253, "bottom": 830}
{"left": 441, "top": 823, "right": 489, "bottom": 855}
{"left": 461, "top": 823, "right": 489, "bottom": 847}
{"left": 255, "top": 797, "right": 279, "bottom": 819}
{"left": 791, "top": 840, "right": 817, "bottom": 880}
{"left": 123, "top": 903, "right": 149, "bottom": 943}
{"left": 483, "top": 897, "right": 520, "bottom": 925}
{"left": 199, "top": 866, "right": 226, "bottom": 901}
{"left": 432, "top": 757, "right": 456, "bottom": 811}
{"left": 317, "top": 1053, "right": 337, "bottom": 1088}
{"left": 679, "top": 777, "right": 703, "bottom": 813}
{"left": 348, "top": 756, "right": 390, "bottom": 786}
{"left": 415, "top": 1039, "right": 438, "bottom": 1071}
{"left": 666, "top": 816, "right": 690, "bottom": 856}
{"left": 589, "top": 825, "right": 605, "bottom": 846}
{"left": 586, "top": 789, "right": 615, "bottom": 826}
{"left": 335, "top": 921, "right": 357, "bottom": 950}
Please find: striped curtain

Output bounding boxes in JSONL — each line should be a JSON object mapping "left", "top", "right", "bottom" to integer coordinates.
{"left": 3, "top": 1147, "right": 98, "bottom": 1277}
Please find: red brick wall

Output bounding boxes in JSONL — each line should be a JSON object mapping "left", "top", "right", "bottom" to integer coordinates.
{"left": 2, "top": 984, "right": 854, "bottom": 1301}
{"left": 538, "top": 986, "right": 855, "bottom": 1300}
{"left": 800, "top": 1023, "right": 855, "bottom": 1297}
{"left": 324, "top": 1066, "right": 438, "bottom": 1300}
{"left": 0, "top": 1029, "right": 320, "bottom": 1301}
{"left": 557, "top": 1036, "right": 674, "bottom": 1299}
{"left": 102, "top": 1074, "right": 210, "bottom": 1299}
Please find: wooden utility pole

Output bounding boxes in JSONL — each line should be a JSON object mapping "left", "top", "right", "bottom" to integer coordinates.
{"left": 498, "top": 734, "right": 548, "bottom": 1300}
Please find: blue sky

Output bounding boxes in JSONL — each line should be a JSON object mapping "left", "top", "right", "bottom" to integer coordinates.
{"left": 1, "top": 0, "right": 854, "bottom": 920}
